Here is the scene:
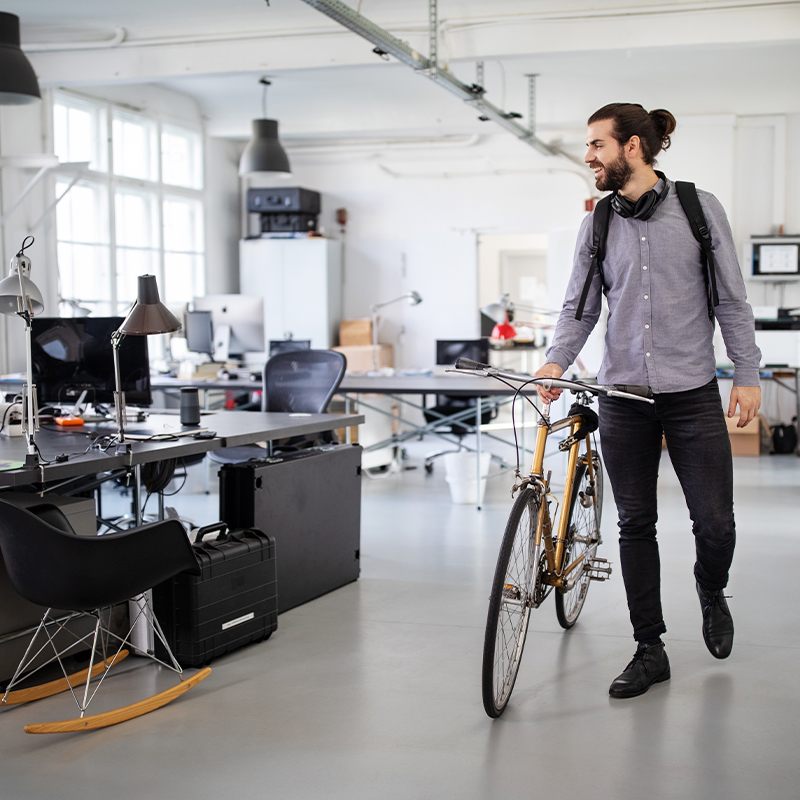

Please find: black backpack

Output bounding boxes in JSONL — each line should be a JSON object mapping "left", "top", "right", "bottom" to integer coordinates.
{"left": 575, "top": 182, "right": 720, "bottom": 322}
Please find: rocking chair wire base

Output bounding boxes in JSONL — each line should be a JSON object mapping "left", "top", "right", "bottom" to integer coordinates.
{"left": 3, "top": 599, "right": 211, "bottom": 734}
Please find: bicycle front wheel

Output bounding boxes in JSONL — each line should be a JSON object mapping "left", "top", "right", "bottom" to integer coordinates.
{"left": 555, "top": 453, "right": 604, "bottom": 629}
{"left": 482, "top": 486, "right": 543, "bottom": 718}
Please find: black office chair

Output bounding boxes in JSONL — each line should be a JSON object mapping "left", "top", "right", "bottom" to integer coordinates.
{"left": 208, "top": 349, "right": 347, "bottom": 464}
{"left": 0, "top": 499, "right": 210, "bottom": 733}
{"left": 423, "top": 339, "right": 496, "bottom": 473}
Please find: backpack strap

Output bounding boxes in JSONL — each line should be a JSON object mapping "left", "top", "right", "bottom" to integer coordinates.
{"left": 575, "top": 195, "right": 613, "bottom": 321}
{"left": 674, "top": 181, "right": 719, "bottom": 321}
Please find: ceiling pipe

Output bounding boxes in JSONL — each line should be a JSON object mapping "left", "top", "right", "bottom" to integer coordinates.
{"left": 298, "top": 0, "right": 583, "bottom": 166}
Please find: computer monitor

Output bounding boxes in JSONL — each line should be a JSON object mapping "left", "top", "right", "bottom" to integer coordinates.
{"left": 184, "top": 310, "right": 214, "bottom": 356}
{"left": 31, "top": 317, "right": 152, "bottom": 407}
{"left": 749, "top": 237, "right": 800, "bottom": 281}
{"left": 269, "top": 339, "right": 311, "bottom": 357}
{"left": 193, "top": 295, "right": 265, "bottom": 360}
{"left": 436, "top": 339, "right": 490, "bottom": 366}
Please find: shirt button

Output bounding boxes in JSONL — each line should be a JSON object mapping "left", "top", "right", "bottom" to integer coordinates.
{"left": 644, "top": 294, "right": 649, "bottom": 299}
{"left": 645, "top": 324, "right": 650, "bottom": 329}
{"left": 643, "top": 265, "right": 648, "bottom": 270}
{"left": 646, "top": 352, "right": 651, "bottom": 357}
{"left": 641, "top": 237, "right": 646, "bottom": 241}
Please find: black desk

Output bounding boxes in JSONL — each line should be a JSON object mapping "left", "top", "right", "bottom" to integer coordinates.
{"left": 0, "top": 411, "right": 364, "bottom": 488}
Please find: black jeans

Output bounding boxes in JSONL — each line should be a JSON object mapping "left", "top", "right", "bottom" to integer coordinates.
{"left": 598, "top": 379, "right": 735, "bottom": 643}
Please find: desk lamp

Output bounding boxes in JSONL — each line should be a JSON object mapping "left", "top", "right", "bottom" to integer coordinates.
{"left": 481, "top": 293, "right": 558, "bottom": 341}
{"left": 0, "top": 237, "right": 44, "bottom": 466}
{"left": 112, "top": 275, "right": 181, "bottom": 452}
{"left": 481, "top": 294, "right": 517, "bottom": 340}
{"left": 369, "top": 291, "right": 422, "bottom": 371}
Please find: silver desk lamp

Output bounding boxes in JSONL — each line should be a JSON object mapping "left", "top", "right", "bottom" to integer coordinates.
{"left": 112, "top": 274, "right": 181, "bottom": 452}
{"left": 369, "top": 291, "right": 422, "bottom": 371}
{"left": 0, "top": 237, "right": 44, "bottom": 467}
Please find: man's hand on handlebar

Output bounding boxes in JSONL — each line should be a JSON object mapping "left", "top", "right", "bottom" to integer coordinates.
{"left": 534, "top": 362, "right": 564, "bottom": 404}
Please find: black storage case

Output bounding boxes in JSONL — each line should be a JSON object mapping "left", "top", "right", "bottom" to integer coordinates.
{"left": 219, "top": 444, "right": 362, "bottom": 614}
{"left": 152, "top": 525, "right": 277, "bottom": 667}
{"left": 247, "top": 187, "right": 321, "bottom": 214}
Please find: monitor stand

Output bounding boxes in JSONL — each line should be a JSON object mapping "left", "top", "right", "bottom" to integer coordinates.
{"left": 213, "top": 324, "right": 231, "bottom": 363}
{"left": 68, "top": 391, "right": 112, "bottom": 423}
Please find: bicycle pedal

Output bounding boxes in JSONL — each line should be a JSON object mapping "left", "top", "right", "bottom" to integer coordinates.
{"left": 586, "top": 557, "right": 612, "bottom": 582}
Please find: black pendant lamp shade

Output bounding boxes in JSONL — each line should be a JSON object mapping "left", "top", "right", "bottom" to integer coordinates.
{"left": 0, "top": 13, "right": 41, "bottom": 105}
{"left": 119, "top": 275, "right": 181, "bottom": 336}
{"left": 239, "top": 118, "right": 291, "bottom": 177}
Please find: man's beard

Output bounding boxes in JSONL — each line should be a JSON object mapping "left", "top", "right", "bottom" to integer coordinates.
{"left": 592, "top": 149, "right": 632, "bottom": 192}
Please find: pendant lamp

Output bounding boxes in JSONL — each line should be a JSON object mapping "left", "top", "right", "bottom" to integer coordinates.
{"left": 0, "top": 13, "right": 41, "bottom": 105}
{"left": 238, "top": 78, "right": 291, "bottom": 177}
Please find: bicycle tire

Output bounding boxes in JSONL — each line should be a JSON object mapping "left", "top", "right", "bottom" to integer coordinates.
{"left": 481, "top": 486, "right": 543, "bottom": 718}
{"left": 555, "top": 453, "right": 604, "bottom": 629}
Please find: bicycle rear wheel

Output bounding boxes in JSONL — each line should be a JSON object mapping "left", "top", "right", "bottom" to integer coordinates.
{"left": 482, "top": 486, "right": 543, "bottom": 718}
{"left": 555, "top": 453, "right": 603, "bottom": 629}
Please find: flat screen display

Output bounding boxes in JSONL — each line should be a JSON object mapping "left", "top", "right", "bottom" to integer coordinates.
{"left": 31, "top": 317, "right": 152, "bottom": 406}
{"left": 751, "top": 237, "right": 800, "bottom": 280}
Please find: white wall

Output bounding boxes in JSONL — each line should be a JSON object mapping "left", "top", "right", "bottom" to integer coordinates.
{"left": 248, "top": 134, "right": 590, "bottom": 368}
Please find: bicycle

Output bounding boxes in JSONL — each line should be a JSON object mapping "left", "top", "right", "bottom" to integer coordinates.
{"left": 449, "top": 358, "right": 655, "bottom": 718}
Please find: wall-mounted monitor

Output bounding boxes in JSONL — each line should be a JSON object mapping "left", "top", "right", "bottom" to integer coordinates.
{"left": 749, "top": 236, "right": 800, "bottom": 281}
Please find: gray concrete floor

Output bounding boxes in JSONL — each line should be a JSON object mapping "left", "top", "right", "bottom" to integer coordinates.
{"left": 1, "top": 446, "right": 799, "bottom": 799}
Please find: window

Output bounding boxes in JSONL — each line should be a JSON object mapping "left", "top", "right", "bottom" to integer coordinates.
{"left": 53, "top": 95, "right": 107, "bottom": 172}
{"left": 53, "top": 92, "right": 205, "bottom": 321}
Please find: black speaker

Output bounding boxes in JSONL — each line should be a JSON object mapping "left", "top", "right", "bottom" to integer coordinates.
{"left": 259, "top": 213, "right": 318, "bottom": 233}
{"left": 247, "top": 187, "right": 321, "bottom": 214}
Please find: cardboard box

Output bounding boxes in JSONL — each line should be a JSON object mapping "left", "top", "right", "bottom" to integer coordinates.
{"left": 332, "top": 344, "right": 393, "bottom": 373}
{"left": 339, "top": 318, "right": 374, "bottom": 347}
{"left": 725, "top": 413, "right": 769, "bottom": 457}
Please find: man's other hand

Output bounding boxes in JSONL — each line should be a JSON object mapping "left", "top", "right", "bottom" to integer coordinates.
{"left": 728, "top": 385, "right": 761, "bottom": 428}
{"left": 534, "top": 363, "right": 565, "bottom": 404}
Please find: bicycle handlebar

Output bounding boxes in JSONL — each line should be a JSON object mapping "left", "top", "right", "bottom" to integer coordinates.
{"left": 451, "top": 358, "right": 655, "bottom": 404}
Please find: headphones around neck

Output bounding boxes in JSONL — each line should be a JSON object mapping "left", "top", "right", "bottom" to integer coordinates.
{"left": 611, "top": 171, "right": 669, "bottom": 221}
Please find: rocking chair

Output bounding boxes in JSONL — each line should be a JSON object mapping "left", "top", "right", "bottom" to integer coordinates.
{"left": 0, "top": 498, "right": 209, "bottom": 734}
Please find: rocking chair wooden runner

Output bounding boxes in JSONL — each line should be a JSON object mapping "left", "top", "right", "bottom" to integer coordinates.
{"left": 0, "top": 499, "right": 210, "bottom": 733}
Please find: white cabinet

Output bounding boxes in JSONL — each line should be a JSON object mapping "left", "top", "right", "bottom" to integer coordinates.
{"left": 239, "top": 238, "right": 342, "bottom": 350}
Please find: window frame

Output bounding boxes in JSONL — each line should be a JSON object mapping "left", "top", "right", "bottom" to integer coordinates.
{"left": 52, "top": 90, "right": 206, "bottom": 317}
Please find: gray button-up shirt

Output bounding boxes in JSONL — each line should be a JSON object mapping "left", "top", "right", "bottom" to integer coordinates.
{"left": 545, "top": 178, "right": 761, "bottom": 393}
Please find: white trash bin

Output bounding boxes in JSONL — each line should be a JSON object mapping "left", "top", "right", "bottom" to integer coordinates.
{"left": 444, "top": 451, "right": 492, "bottom": 504}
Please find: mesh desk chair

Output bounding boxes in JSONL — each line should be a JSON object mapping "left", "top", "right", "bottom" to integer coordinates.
{"left": 0, "top": 499, "right": 209, "bottom": 733}
{"left": 423, "top": 339, "right": 495, "bottom": 473}
{"left": 209, "top": 349, "right": 347, "bottom": 464}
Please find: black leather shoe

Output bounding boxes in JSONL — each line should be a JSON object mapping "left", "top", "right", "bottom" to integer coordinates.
{"left": 609, "top": 642, "right": 671, "bottom": 698}
{"left": 696, "top": 581, "right": 734, "bottom": 659}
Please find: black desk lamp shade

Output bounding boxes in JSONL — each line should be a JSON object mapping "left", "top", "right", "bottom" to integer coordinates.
{"left": 119, "top": 275, "right": 181, "bottom": 335}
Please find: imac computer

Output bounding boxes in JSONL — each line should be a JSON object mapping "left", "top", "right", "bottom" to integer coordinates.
{"left": 31, "top": 317, "right": 152, "bottom": 408}
{"left": 192, "top": 295, "right": 264, "bottom": 362}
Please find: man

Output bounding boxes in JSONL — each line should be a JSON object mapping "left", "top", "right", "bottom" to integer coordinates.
{"left": 536, "top": 103, "right": 761, "bottom": 698}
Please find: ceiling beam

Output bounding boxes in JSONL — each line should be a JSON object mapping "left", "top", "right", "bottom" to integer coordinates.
{"left": 298, "top": 0, "right": 584, "bottom": 163}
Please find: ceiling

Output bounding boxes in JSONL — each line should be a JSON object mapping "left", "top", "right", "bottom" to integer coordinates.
{"left": 14, "top": 0, "right": 800, "bottom": 145}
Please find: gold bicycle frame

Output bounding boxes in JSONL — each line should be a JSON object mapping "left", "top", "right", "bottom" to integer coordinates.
{"left": 529, "top": 402, "right": 598, "bottom": 587}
